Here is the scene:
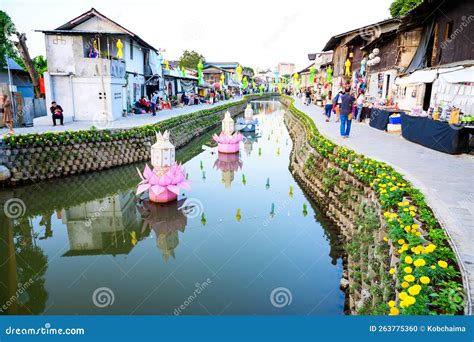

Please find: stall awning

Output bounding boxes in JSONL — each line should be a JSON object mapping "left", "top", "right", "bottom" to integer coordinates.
{"left": 438, "top": 66, "right": 474, "bottom": 83}
{"left": 395, "top": 69, "right": 438, "bottom": 85}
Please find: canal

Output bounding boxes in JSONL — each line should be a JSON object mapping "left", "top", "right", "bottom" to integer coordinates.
{"left": 0, "top": 100, "right": 345, "bottom": 315}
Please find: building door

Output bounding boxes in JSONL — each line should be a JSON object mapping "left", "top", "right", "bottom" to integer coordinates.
{"left": 423, "top": 83, "right": 433, "bottom": 111}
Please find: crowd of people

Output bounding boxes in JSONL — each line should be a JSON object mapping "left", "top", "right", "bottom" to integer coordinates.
{"left": 298, "top": 86, "right": 365, "bottom": 139}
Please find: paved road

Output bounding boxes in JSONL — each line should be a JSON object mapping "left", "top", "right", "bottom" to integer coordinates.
{"left": 0, "top": 97, "right": 242, "bottom": 136}
{"left": 292, "top": 97, "right": 474, "bottom": 313}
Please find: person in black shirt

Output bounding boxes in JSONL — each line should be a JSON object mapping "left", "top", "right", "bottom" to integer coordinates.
{"left": 339, "top": 87, "right": 355, "bottom": 138}
{"left": 50, "top": 101, "right": 64, "bottom": 126}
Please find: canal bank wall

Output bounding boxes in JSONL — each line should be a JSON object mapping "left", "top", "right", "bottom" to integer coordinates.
{"left": 0, "top": 94, "right": 278, "bottom": 186}
{"left": 281, "top": 96, "right": 468, "bottom": 315}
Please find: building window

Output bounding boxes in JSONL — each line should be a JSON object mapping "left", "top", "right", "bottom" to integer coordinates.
{"left": 130, "top": 39, "right": 134, "bottom": 60}
{"left": 445, "top": 21, "right": 454, "bottom": 41}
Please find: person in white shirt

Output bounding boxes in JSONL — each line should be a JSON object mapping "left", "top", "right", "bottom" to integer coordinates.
{"left": 356, "top": 90, "right": 365, "bottom": 121}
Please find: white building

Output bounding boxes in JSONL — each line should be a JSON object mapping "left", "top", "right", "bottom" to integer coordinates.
{"left": 38, "top": 8, "right": 163, "bottom": 122}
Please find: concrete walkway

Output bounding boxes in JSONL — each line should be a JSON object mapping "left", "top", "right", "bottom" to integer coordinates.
{"left": 292, "top": 97, "right": 474, "bottom": 314}
{"left": 0, "top": 97, "right": 242, "bottom": 136}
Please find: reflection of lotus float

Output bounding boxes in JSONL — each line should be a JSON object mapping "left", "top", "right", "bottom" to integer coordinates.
{"left": 235, "top": 104, "right": 258, "bottom": 132}
{"left": 137, "top": 199, "right": 187, "bottom": 261}
{"left": 136, "top": 131, "right": 191, "bottom": 203}
{"left": 213, "top": 111, "right": 243, "bottom": 154}
{"left": 214, "top": 152, "right": 243, "bottom": 188}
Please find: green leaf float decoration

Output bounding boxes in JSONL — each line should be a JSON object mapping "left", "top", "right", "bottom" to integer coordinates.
{"left": 201, "top": 213, "right": 206, "bottom": 226}
{"left": 289, "top": 185, "right": 293, "bottom": 198}
{"left": 242, "top": 174, "right": 246, "bottom": 185}
{"left": 303, "top": 203, "right": 308, "bottom": 217}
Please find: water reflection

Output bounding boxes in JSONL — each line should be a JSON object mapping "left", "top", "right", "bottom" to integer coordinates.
{"left": 213, "top": 153, "right": 243, "bottom": 188}
{"left": 61, "top": 192, "right": 141, "bottom": 257}
{"left": 1, "top": 99, "right": 345, "bottom": 315}
{"left": 137, "top": 199, "right": 187, "bottom": 261}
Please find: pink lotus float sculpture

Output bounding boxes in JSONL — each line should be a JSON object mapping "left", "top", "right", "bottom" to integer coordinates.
{"left": 213, "top": 111, "right": 243, "bottom": 153}
{"left": 136, "top": 131, "right": 191, "bottom": 203}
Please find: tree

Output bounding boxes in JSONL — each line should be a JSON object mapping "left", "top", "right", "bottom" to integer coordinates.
{"left": 0, "top": 10, "right": 41, "bottom": 97}
{"left": 243, "top": 66, "right": 254, "bottom": 76}
{"left": 0, "top": 10, "right": 17, "bottom": 67}
{"left": 178, "top": 50, "right": 205, "bottom": 69}
{"left": 389, "top": 0, "right": 422, "bottom": 17}
{"left": 33, "top": 55, "right": 48, "bottom": 75}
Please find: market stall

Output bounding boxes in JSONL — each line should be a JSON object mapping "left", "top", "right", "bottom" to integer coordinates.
{"left": 400, "top": 112, "right": 471, "bottom": 154}
{"left": 369, "top": 107, "right": 405, "bottom": 131}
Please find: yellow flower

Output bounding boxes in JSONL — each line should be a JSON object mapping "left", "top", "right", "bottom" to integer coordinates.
{"left": 388, "top": 300, "right": 396, "bottom": 308}
{"left": 404, "top": 267, "right": 413, "bottom": 274}
{"left": 410, "top": 211, "right": 416, "bottom": 217}
{"left": 398, "top": 202, "right": 404, "bottom": 206}
{"left": 390, "top": 213, "right": 398, "bottom": 219}
{"left": 383, "top": 212, "right": 390, "bottom": 218}
{"left": 411, "top": 224, "right": 419, "bottom": 229}
{"left": 420, "top": 276, "right": 430, "bottom": 284}
{"left": 389, "top": 268, "right": 396, "bottom": 275}
{"left": 399, "top": 292, "right": 408, "bottom": 300}
{"left": 403, "top": 201, "right": 409, "bottom": 206}
{"left": 425, "top": 244, "right": 437, "bottom": 253}
{"left": 414, "top": 259, "right": 426, "bottom": 267}
{"left": 431, "top": 265, "right": 436, "bottom": 269}
{"left": 409, "top": 206, "right": 416, "bottom": 211}
{"left": 383, "top": 236, "right": 388, "bottom": 242}
{"left": 389, "top": 307, "right": 400, "bottom": 315}
{"left": 404, "top": 274, "right": 415, "bottom": 282}
{"left": 415, "top": 232, "right": 421, "bottom": 237}
{"left": 408, "top": 285, "right": 422, "bottom": 296}
{"left": 398, "top": 239, "right": 405, "bottom": 245}
{"left": 405, "top": 226, "right": 411, "bottom": 232}
{"left": 401, "top": 281, "right": 409, "bottom": 288}
{"left": 404, "top": 256, "right": 413, "bottom": 264}
{"left": 438, "top": 260, "right": 448, "bottom": 269}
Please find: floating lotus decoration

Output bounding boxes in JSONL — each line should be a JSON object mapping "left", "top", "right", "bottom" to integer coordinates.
{"left": 136, "top": 130, "right": 191, "bottom": 203}
{"left": 235, "top": 104, "right": 258, "bottom": 132}
{"left": 214, "top": 111, "right": 243, "bottom": 153}
{"left": 137, "top": 164, "right": 191, "bottom": 203}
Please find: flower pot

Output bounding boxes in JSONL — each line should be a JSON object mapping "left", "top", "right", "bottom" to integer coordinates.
{"left": 149, "top": 188, "right": 177, "bottom": 203}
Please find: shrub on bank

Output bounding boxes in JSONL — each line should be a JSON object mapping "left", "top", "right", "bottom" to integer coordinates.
{"left": 283, "top": 95, "right": 465, "bottom": 315}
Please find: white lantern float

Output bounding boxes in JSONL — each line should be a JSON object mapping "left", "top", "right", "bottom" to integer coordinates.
{"left": 136, "top": 130, "right": 190, "bottom": 204}
{"left": 151, "top": 130, "right": 175, "bottom": 169}
{"left": 244, "top": 104, "right": 254, "bottom": 121}
{"left": 222, "top": 111, "right": 235, "bottom": 136}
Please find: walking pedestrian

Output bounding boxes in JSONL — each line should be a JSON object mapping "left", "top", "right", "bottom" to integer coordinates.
{"left": 2, "top": 94, "right": 14, "bottom": 135}
{"left": 50, "top": 101, "right": 64, "bottom": 126}
{"left": 324, "top": 91, "right": 333, "bottom": 122}
{"left": 339, "top": 87, "right": 356, "bottom": 138}
{"left": 305, "top": 88, "right": 311, "bottom": 105}
{"left": 356, "top": 90, "right": 365, "bottom": 121}
{"left": 151, "top": 91, "right": 159, "bottom": 116}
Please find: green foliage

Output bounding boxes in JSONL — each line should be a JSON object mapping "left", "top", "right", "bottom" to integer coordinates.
{"left": 389, "top": 0, "right": 422, "bottom": 17}
{"left": 178, "top": 50, "right": 205, "bottom": 69}
{"left": 0, "top": 10, "right": 18, "bottom": 67}
{"left": 282, "top": 95, "right": 465, "bottom": 316}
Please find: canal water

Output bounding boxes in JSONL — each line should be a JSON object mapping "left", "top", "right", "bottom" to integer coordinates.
{"left": 0, "top": 100, "right": 345, "bottom": 315}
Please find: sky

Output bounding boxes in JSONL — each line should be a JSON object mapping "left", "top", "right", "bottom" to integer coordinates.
{"left": 3, "top": 0, "right": 394, "bottom": 71}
